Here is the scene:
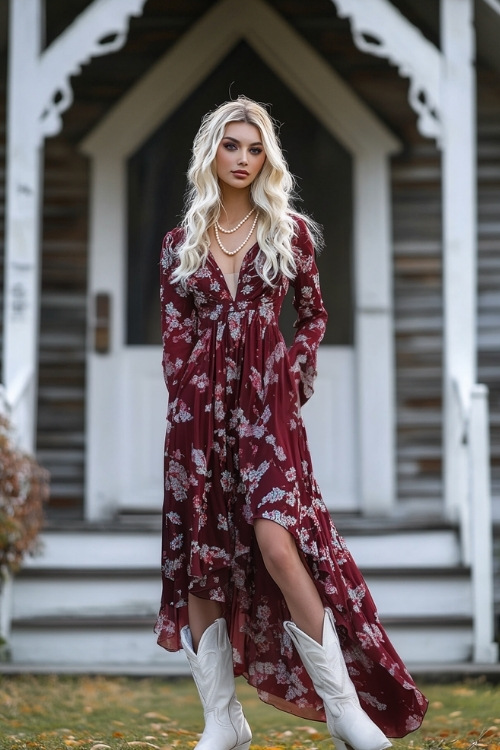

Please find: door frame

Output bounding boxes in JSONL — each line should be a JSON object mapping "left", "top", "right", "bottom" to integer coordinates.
{"left": 81, "top": 0, "right": 401, "bottom": 520}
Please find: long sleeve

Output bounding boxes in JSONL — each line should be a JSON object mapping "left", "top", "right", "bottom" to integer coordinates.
{"left": 160, "top": 230, "right": 198, "bottom": 397}
{"left": 287, "top": 218, "right": 328, "bottom": 406}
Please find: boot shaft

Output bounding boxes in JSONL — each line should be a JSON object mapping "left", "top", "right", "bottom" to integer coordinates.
{"left": 181, "top": 618, "right": 235, "bottom": 708}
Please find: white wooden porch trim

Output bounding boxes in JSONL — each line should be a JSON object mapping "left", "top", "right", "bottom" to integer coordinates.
{"left": 469, "top": 386, "right": 498, "bottom": 662}
{"left": 328, "top": 0, "right": 480, "bottom": 523}
{"left": 440, "top": 0, "right": 477, "bottom": 522}
{"left": 37, "top": 0, "right": 148, "bottom": 141}
{"left": 482, "top": 0, "right": 500, "bottom": 14}
{"left": 453, "top": 380, "right": 499, "bottom": 662}
{"left": 81, "top": 0, "right": 400, "bottom": 519}
{"left": 4, "top": 0, "right": 43, "bottom": 453}
{"left": 3, "top": 0, "right": 146, "bottom": 452}
{"left": 330, "top": 0, "right": 443, "bottom": 143}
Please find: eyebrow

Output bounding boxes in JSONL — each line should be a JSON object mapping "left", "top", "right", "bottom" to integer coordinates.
{"left": 222, "top": 135, "right": 263, "bottom": 146}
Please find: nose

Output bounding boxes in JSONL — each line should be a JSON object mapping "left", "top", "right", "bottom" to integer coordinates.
{"left": 238, "top": 151, "right": 248, "bottom": 165}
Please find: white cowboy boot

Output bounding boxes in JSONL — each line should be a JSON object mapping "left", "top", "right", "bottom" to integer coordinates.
{"left": 284, "top": 609, "right": 392, "bottom": 750}
{"left": 181, "top": 618, "right": 252, "bottom": 750}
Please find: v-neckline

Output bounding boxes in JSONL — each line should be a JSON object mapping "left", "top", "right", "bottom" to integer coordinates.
{"left": 208, "top": 242, "right": 259, "bottom": 301}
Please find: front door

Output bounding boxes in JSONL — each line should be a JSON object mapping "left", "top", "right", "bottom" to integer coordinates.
{"left": 85, "top": 43, "right": 359, "bottom": 520}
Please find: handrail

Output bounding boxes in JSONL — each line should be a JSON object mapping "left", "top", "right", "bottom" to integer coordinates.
{"left": 0, "top": 383, "right": 10, "bottom": 418}
{"left": 5, "top": 366, "right": 33, "bottom": 412}
{"left": 452, "top": 378, "right": 498, "bottom": 662}
{"left": 0, "top": 367, "right": 36, "bottom": 453}
{"left": 452, "top": 379, "right": 472, "bottom": 566}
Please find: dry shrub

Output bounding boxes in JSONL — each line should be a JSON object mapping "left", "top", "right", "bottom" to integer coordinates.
{"left": 0, "top": 412, "right": 50, "bottom": 574}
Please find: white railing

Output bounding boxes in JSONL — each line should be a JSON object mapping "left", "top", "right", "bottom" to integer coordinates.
{"left": 0, "top": 383, "right": 9, "bottom": 420}
{"left": 453, "top": 379, "right": 498, "bottom": 663}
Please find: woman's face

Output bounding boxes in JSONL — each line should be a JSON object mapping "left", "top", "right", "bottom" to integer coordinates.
{"left": 215, "top": 121, "right": 267, "bottom": 191}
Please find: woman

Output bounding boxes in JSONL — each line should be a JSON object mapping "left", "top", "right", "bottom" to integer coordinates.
{"left": 155, "top": 97, "right": 427, "bottom": 750}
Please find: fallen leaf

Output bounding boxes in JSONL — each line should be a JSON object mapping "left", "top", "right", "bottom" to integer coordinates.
{"left": 483, "top": 727, "right": 498, "bottom": 737}
{"left": 297, "top": 725, "right": 322, "bottom": 736}
{"left": 90, "top": 745, "right": 111, "bottom": 750}
{"left": 145, "top": 712, "right": 170, "bottom": 721}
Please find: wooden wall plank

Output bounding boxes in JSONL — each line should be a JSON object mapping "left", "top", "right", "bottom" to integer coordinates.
{"left": 391, "top": 144, "right": 443, "bottom": 508}
{"left": 477, "top": 69, "right": 500, "bottom": 513}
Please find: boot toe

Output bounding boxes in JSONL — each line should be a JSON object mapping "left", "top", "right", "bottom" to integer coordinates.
{"left": 326, "top": 703, "right": 391, "bottom": 750}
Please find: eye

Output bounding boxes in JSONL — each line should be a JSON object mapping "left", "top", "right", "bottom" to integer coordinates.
{"left": 250, "top": 147, "right": 263, "bottom": 155}
{"left": 223, "top": 141, "right": 237, "bottom": 150}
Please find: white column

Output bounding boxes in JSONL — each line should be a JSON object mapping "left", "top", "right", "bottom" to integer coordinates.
{"left": 3, "top": 0, "right": 148, "bottom": 453}
{"left": 469, "top": 385, "right": 498, "bottom": 662}
{"left": 3, "top": 0, "right": 43, "bottom": 452}
{"left": 355, "top": 153, "right": 395, "bottom": 514}
{"left": 440, "top": 0, "right": 477, "bottom": 519}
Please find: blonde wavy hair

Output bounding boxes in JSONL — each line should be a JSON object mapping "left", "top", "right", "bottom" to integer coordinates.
{"left": 172, "top": 96, "right": 321, "bottom": 286}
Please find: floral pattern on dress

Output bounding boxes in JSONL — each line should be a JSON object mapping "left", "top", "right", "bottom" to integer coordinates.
{"left": 155, "top": 218, "right": 428, "bottom": 737}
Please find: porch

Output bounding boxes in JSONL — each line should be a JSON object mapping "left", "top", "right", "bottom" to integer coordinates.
{"left": 0, "top": 0, "right": 499, "bottom": 669}
{"left": 5, "top": 515, "right": 475, "bottom": 670}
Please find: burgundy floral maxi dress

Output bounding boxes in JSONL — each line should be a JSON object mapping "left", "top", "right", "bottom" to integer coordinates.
{"left": 155, "top": 219, "right": 427, "bottom": 737}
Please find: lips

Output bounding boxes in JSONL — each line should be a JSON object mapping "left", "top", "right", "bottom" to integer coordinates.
{"left": 232, "top": 170, "right": 249, "bottom": 177}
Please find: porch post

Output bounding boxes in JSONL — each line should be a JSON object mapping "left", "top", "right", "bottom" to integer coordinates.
{"left": 440, "top": 0, "right": 477, "bottom": 520}
{"left": 3, "top": 0, "right": 43, "bottom": 452}
{"left": 3, "top": 0, "right": 148, "bottom": 453}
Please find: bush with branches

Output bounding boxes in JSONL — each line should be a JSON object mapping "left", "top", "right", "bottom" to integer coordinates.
{"left": 0, "top": 411, "right": 49, "bottom": 575}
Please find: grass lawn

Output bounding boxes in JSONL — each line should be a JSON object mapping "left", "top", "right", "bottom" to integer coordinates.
{"left": 0, "top": 675, "right": 499, "bottom": 750}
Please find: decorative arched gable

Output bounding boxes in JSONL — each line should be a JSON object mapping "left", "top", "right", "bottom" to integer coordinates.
{"left": 82, "top": 0, "right": 401, "bottom": 518}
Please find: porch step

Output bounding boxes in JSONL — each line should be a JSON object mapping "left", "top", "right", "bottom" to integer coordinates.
{"left": 7, "top": 613, "right": 474, "bottom": 667}
{"left": 27, "top": 521, "right": 462, "bottom": 570}
{"left": 12, "top": 565, "right": 472, "bottom": 621}
{"left": 5, "top": 522, "right": 474, "bottom": 668}
{"left": 8, "top": 614, "right": 187, "bottom": 673}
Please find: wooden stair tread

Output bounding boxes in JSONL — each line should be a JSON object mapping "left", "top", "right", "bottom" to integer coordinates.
{"left": 12, "top": 614, "right": 474, "bottom": 629}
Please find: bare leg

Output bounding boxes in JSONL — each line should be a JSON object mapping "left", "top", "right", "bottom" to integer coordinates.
{"left": 254, "top": 518, "right": 325, "bottom": 644}
{"left": 255, "top": 519, "right": 391, "bottom": 750}
{"left": 188, "top": 593, "right": 223, "bottom": 652}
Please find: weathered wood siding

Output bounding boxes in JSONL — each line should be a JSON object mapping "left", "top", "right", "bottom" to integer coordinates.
{"left": 477, "top": 68, "right": 500, "bottom": 520}
{"left": 392, "top": 146, "right": 443, "bottom": 510}
{"left": 37, "top": 138, "right": 89, "bottom": 514}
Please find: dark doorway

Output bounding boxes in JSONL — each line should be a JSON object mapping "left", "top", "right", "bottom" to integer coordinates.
{"left": 127, "top": 41, "right": 353, "bottom": 347}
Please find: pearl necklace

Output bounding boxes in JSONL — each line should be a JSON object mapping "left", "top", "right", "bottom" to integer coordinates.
{"left": 216, "top": 208, "right": 255, "bottom": 234}
{"left": 214, "top": 212, "right": 258, "bottom": 256}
